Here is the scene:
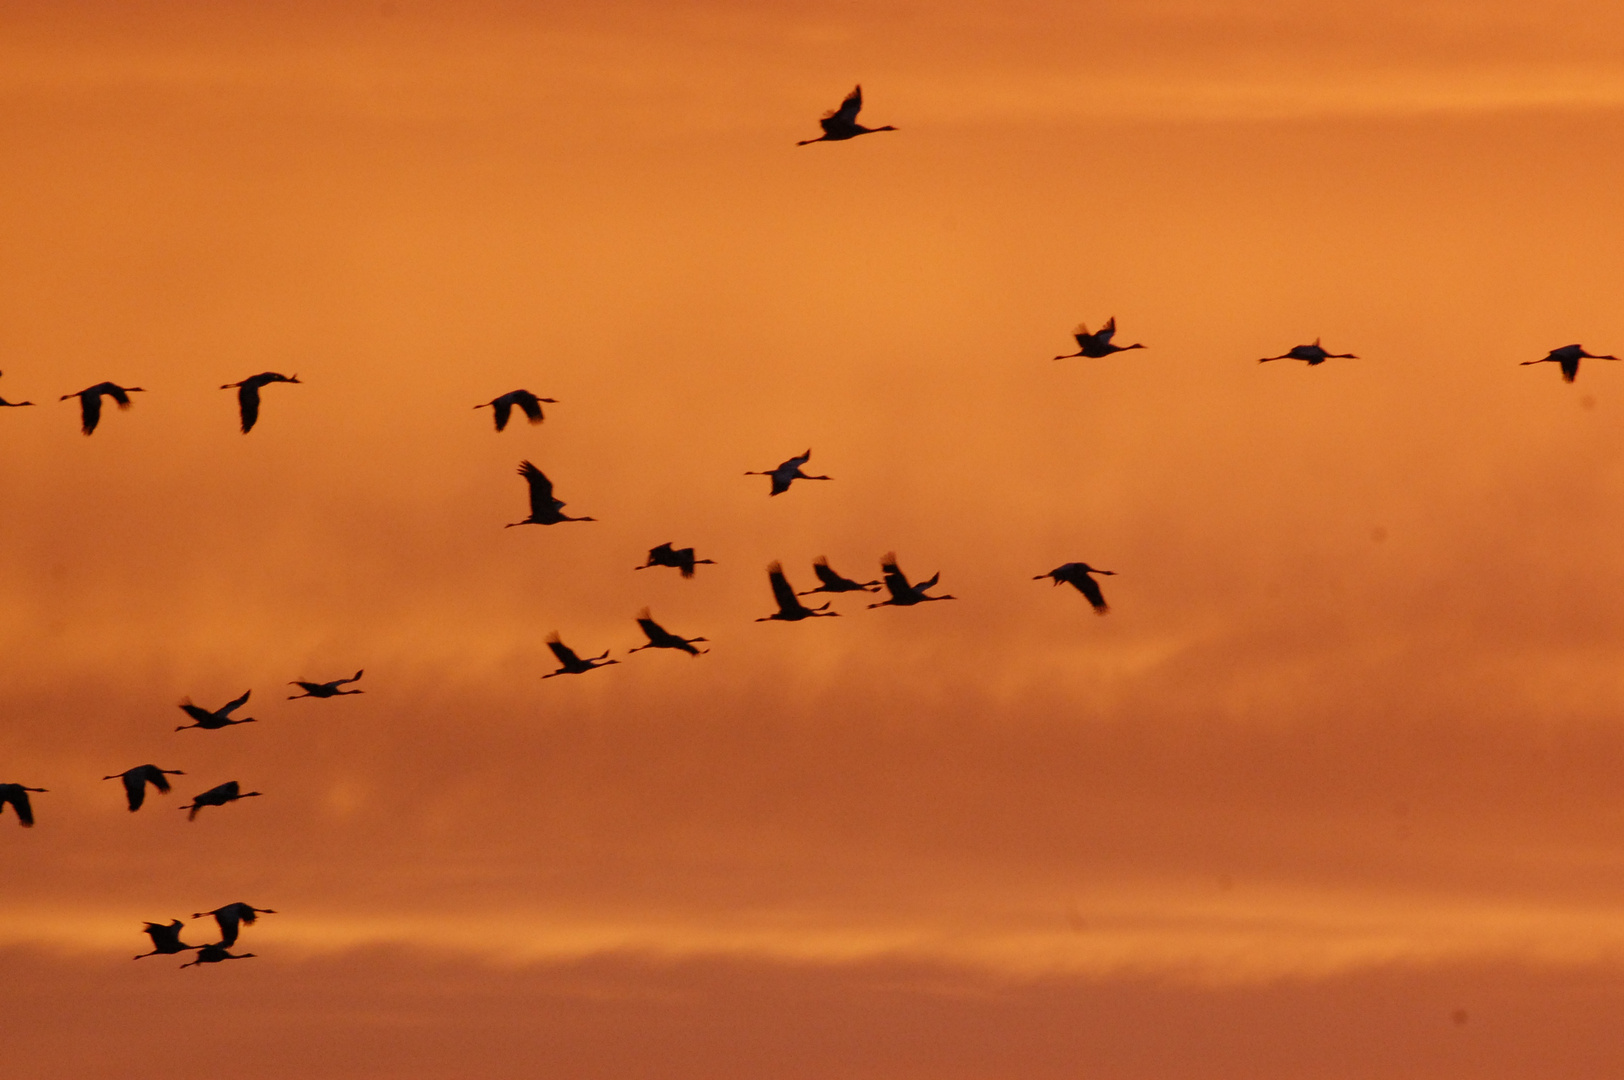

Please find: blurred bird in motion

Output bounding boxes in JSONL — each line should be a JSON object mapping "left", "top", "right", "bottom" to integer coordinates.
{"left": 869, "top": 553, "right": 956, "bottom": 608}
{"left": 746, "top": 449, "right": 832, "bottom": 496}
{"left": 1258, "top": 340, "right": 1355, "bottom": 365}
{"left": 103, "top": 764, "right": 186, "bottom": 811}
{"left": 176, "top": 690, "right": 257, "bottom": 732}
{"left": 288, "top": 670, "right": 365, "bottom": 700}
{"left": 0, "top": 783, "right": 47, "bottom": 827}
{"left": 134, "top": 920, "right": 197, "bottom": 960}
{"left": 508, "top": 460, "right": 595, "bottom": 526}
{"left": 635, "top": 543, "right": 715, "bottom": 578}
{"left": 542, "top": 633, "right": 620, "bottom": 678}
{"left": 1521, "top": 344, "right": 1619, "bottom": 383}
{"left": 1053, "top": 318, "right": 1146, "bottom": 360}
{"left": 180, "top": 943, "right": 257, "bottom": 967}
{"left": 60, "top": 382, "right": 144, "bottom": 434}
{"left": 797, "top": 556, "right": 881, "bottom": 596}
{"left": 1035, "top": 562, "right": 1116, "bottom": 614}
{"left": 221, "top": 372, "right": 299, "bottom": 433}
{"left": 628, "top": 609, "right": 709, "bottom": 656}
{"left": 192, "top": 902, "right": 277, "bottom": 948}
{"left": 797, "top": 85, "right": 896, "bottom": 146}
{"left": 179, "top": 781, "right": 262, "bottom": 821}
{"left": 476, "top": 389, "right": 557, "bottom": 431}
{"left": 756, "top": 562, "right": 839, "bottom": 622}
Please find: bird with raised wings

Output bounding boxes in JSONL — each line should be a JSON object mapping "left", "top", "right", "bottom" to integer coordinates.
{"left": 1035, "top": 562, "right": 1116, "bottom": 614}
{"left": 134, "top": 920, "right": 198, "bottom": 960}
{"left": 476, "top": 389, "right": 557, "bottom": 431}
{"left": 60, "top": 381, "right": 144, "bottom": 434}
{"left": 192, "top": 902, "right": 277, "bottom": 948}
{"left": 103, "top": 764, "right": 186, "bottom": 811}
{"left": 507, "top": 460, "right": 594, "bottom": 526}
{"left": 1258, "top": 339, "right": 1355, "bottom": 365}
{"left": 0, "top": 783, "right": 46, "bottom": 827}
{"left": 288, "top": 670, "right": 364, "bottom": 700}
{"left": 1053, "top": 318, "right": 1146, "bottom": 360}
{"left": 868, "top": 553, "right": 955, "bottom": 609}
{"left": 175, "top": 690, "right": 256, "bottom": 732}
{"left": 542, "top": 633, "right": 619, "bottom": 678}
{"left": 0, "top": 371, "right": 34, "bottom": 408}
{"left": 1521, "top": 344, "right": 1619, "bottom": 383}
{"left": 746, "top": 449, "right": 832, "bottom": 496}
{"left": 635, "top": 543, "right": 715, "bottom": 579}
{"left": 628, "top": 609, "right": 708, "bottom": 656}
{"left": 796, "top": 556, "right": 881, "bottom": 596}
{"left": 757, "top": 562, "right": 839, "bottom": 622}
{"left": 179, "top": 780, "right": 262, "bottom": 821}
{"left": 798, "top": 85, "right": 897, "bottom": 145}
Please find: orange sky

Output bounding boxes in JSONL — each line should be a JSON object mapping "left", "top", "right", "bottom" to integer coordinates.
{"left": 5, "top": 1, "right": 1624, "bottom": 1076}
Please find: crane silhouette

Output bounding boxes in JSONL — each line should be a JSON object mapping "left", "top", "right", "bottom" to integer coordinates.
{"left": 1258, "top": 339, "right": 1356, "bottom": 365}
{"left": 60, "top": 382, "right": 145, "bottom": 434}
{"left": 179, "top": 781, "right": 262, "bottom": 821}
{"left": 288, "top": 670, "right": 364, "bottom": 699}
{"left": 134, "top": 920, "right": 198, "bottom": 960}
{"left": 628, "top": 609, "right": 709, "bottom": 656}
{"left": 0, "top": 783, "right": 46, "bottom": 827}
{"left": 176, "top": 690, "right": 256, "bottom": 731}
{"left": 508, "top": 460, "right": 595, "bottom": 526}
{"left": 0, "top": 371, "right": 34, "bottom": 407}
{"left": 797, "top": 555, "right": 881, "bottom": 595}
{"left": 635, "top": 543, "right": 715, "bottom": 578}
{"left": 869, "top": 553, "right": 956, "bottom": 608}
{"left": 1053, "top": 318, "right": 1146, "bottom": 360}
{"left": 102, "top": 765, "right": 185, "bottom": 811}
{"left": 220, "top": 372, "right": 299, "bottom": 433}
{"left": 746, "top": 449, "right": 832, "bottom": 496}
{"left": 476, "top": 389, "right": 557, "bottom": 431}
{"left": 180, "top": 943, "right": 257, "bottom": 967}
{"left": 1521, "top": 344, "right": 1620, "bottom": 383}
{"left": 542, "top": 633, "right": 620, "bottom": 677}
{"left": 192, "top": 903, "right": 277, "bottom": 948}
{"left": 1035, "top": 562, "right": 1116, "bottom": 614}
{"left": 757, "top": 562, "right": 839, "bottom": 622}
{"left": 798, "top": 85, "right": 896, "bottom": 145}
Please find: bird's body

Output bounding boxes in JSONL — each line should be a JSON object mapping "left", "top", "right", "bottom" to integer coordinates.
{"left": 543, "top": 633, "right": 619, "bottom": 678}
{"left": 628, "top": 609, "right": 709, "bottom": 656}
{"left": 798, "top": 85, "right": 896, "bottom": 145}
{"left": 476, "top": 390, "right": 557, "bottom": 431}
{"left": 176, "top": 690, "right": 256, "bottom": 731}
{"left": 746, "top": 449, "right": 832, "bottom": 496}
{"left": 103, "top": 765, "right": 185, "bottom": 812}
{"left": 60, "top": 382, "right": 144, "bottom": 434}
{"left": 135, "top": 920, "right": 197, "bottom": 959}
{"left": 757, "top": 562, "right": 838, "bottom": 622}
{"left": 1258, "top": 339, "right": 1356, "bottom": 365}
{"left": 0, "top": 783, "right": 46, "bottom": 827}
{"left": 635, "top": 543, "right": 715, "bottom": 578}
{"left": 288, "top": 669, "right": 364, "bottom": 700}
{"left": 0, "top": 371, "right": 34, "bottom": 408}
{"left": 1054, "top": 318, "right": 1146, "bottom": 360}
{"left": 507, "top": 460, "right": 594, "bottom": 526}
{"left": 180, "top": 943, "right": 257, "bottom": 967}
{"left": 1035, "top": 562, "right": 1116, "bottom": 614}
{"left": 797, "top": 556, "right": 881, "bottom": 595}
{"left": 192, "top": 902, "right": 277, "bottom": 948}
{"left": 868, "top": 553, "right": 956, "bottom": 609}
{"left": 179, "top": 781, "right": 262, "bottom": 821}
{"left": 1522, "top": 344, "right": 1619, "bottom": 383}
{"left": 220, "top": 372, "right": 299, "bottom": 433}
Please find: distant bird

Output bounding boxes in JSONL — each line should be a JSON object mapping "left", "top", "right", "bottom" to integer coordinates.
{"left": 1258, "top": 339, "right": 1356, "bottom": 365}
{"left": 0, "top": 371, "right": 34, "bottom": 407}
{"left": 746, "top": 449, "right": 832, "bottom": 496}
{"left": 175, "top": 690, "right": 256, "bottom": 732}
{"left": 476, "top": 389, "right": 557, "bottom": 432}
{"left": 869, "top": 553, "right": 956, "bottom": 608}
{"left": 180, "top": 943, "right": 257, "bottom": 968}
{"left": 635, "top": 543, "right": 715, "bottom": 578}
{"left": 1053, "top": 318, "right": 1146, "bottom": 360}
{"left": 179, "top": 780, "right": 262, "bottom": 821}
{"left": 628, "top": 609, "right": 709, "bottom": 656}
{"left": 60, "top": 381, "right": 144, "bottom": 434}
{"left": 1035, "top": 562, "right": 1116, "bottom": 614}
{"left": 192, "top": 902, "right": 277, "bottom": 948}
{"left": 220, "top": 372, "right": 299, "bottom": 433}
{"left": 288, "top": 669, "right": 364, "bottom": 700}
{"left": 134, "top": 920, "right": 197, "bottom": 960}
{"left": 507, "top": 460, "right": 595, "bottom": 526}
{"left": 797, "top": 556, "right": 881, "bottom": 596}
{"left": 798, "top": 85, "right": 896, "bottom": 146}
{"left": 1521, "top": 344, "right": 1620, "bottom": 383}
{"left": 757, "top": 562, "right": 839, "bottom": 622}
{"left": 103, "top": 764, "right": 185, "bottom": 812}
{"left": 542, "top": 633, "right": 620, "bottom": 678}
{"left": 0, "top": 783, "right": 46, "bottom": 827}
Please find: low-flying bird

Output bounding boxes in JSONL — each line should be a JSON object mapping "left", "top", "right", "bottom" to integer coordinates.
{"left": 757, "top": 562, "right": 839, "bottom": 622}
{"left": 508, "top": 460, "right": 595, "bottom": 526}
{"left": 175, "top": 690, "right": 256, "bottom": 732}
{"left": 60, "top": 381, "right": 145, "bottom": 434}
{"left": 220, "top": 371, "right": 299, "bottom": 433}
{"left": 542, "top": 633, "right": 620, "bottom": 678}
{"left": 180, "top": 943, "right": 257, "bottom": 967}
{"left": 0, "top": 371, "right": 34, "bottom": 407}
{"left": 798, "top": 84, "right": 896, "bottom": 146}
{"left": 635, "top": 543, "right": 715, "bottom": 578}
{"left": 0, "top": 783, "right": 47, "bottom": 827}
{"left": 1521, "top": 344, "right": 1620, "bottom": 383}
{"left": 179, "top": 781, "right": 262, "bottom": 821}
{"left": 134, "top": 920, "right": 197, "bottom": 960}
{"left": 1053, "top": 318, "right": 1146, "bottom": 360}
{"left": 103, "top": 764, "right": 186, "bottom": 812}
{"left": 1258, "top": 339, "right": 1356, "bottom": 365}
{"left": 746, "top": 449, "right": 832, "bottom": 496}
{"left": 192, "top": 902, "right": 277, "bottom": 948}
{"left": 1035, "top": 562, "right": 1116, "bottom": 614}
{"left": 476, "top": 389, "right": 557, "bottom": 432}
{"left": 628, "top": 609, "right": 708, "bottom": 656}
{"left": 869, "top": 553, "right": 956, "bottom": 609}
{"left": 288, "top": 669, "right": 364, "bottom": 700}
{"left": 796, "top": 556, "right": 880, "bottom": 595}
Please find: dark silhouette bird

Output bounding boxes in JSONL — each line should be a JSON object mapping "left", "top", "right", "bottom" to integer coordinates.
{"left": 0, "top": 783, "right": 46, "bottom": 827}
{"left": 220, "top": 372, "right": 299, "bottom": 433}
{"left": 192, "top": 902, "right": 277, "bottom": 948}
{"left": 60, "top": 381, "right": 145, "bottom": 434}
{"left": 1053, "top": 318, "right": 1146, "bottom": 360}
{"left": 179, "top": 781, "right": 262, "bottom": 821}
{"left": 507, "top": 460, "right": 595, "bottom": 526}
{"left": 869, "top": 553, "right": 956, "bottom": 608}
{"left": 798, "top": 85, "right": 896, "bottom": 145}
{"left": 635, "top": 543, "right": 715, "bottom": 578}
{"left": 746, "top": 449, "right": 832, "bottom": 496}
{"left": 180, "top": 943, "right": 257, "bottom": 967}
{"left": 542, "top": 633, "right": 620, "bottom": 678}
{"left": 0, "top": 371, "right": 34, "bottom": 408}
{"left": 1258, "top": 339, "right": 1356, "bottom": 365}
{"left": 103, "top": 764, "right": 185, "bottom": 812}
{"left": 476, "top": 389, "right": 557, "bottom": 432}
{"left": 175, "top": 690, "right": 256, "bottom": 732}
{"left": 1521, "top": 344, "right": 1620, "bottom": 383}
{"left": 628, "top": 609, "right": 708, "bottom": 656}
{"left": 797, "top": 556, "right": 881, "bottom": 596}
{"left": 757, "top": 562, "right": 838, "bottom": 622}
{"left": 1035, "top": 562, "right": 1116, "bottom": 614}
{"left": 288, "top": 670, "right": 364, "bottom": 700}
{"left": 134, "top": 920, "right": 197, "bottom": 960}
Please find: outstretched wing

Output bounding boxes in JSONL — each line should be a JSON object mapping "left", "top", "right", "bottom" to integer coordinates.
{"left": 767, "top": 562, "right": 799, "bottom": 613}
{"left": 516, "top": 392, "right": 544, "bottom": 424}
{"left": 1095, "top": 317, "right": 1117, "bottom": 345}
{"left": 827, "top": 85, "right": 862, "bottom": 124}
{"left": 880, "top": 553, "right": 912, "bottom": 599}
{"left": 914, "top": 572, "right": 940, "bottom": 593}
{"left": 219, "top": 689, "right": 252, "bottom": 716}
{"left": 80, "top": 393, "right": 103, "bottom": 434}
{"left": 547, "top": 636, "right": 580, "bottom": 666}
{"left": 812, "top": 558, "right": 845, "bottom": 588}
{"left": 1072, "top": 323, "right": 1092, "bottom": 347}
{"left": 236, "top": 384, "right": 261, "bottom": 433}
{"left": 518, "top": 461, "right": 555, "bottom": 517}
{"left": 3, "top": 788, "right": 35, "bottom": 827}
{"left": 123, "top": 771, "right": 148, "bottom": 811}
{"left": 781, "top": 449, "right": 811, "bottom": 471}
{"left": 492, "top": 397, "right": 514, "bottom": 431}
{"left": 106, "top": 385, "right": 132, "bottom": 407}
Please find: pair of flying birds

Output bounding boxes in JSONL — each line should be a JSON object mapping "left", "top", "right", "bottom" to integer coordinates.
{"left": 136, "top": 903, "right": 275, "bottom": 967}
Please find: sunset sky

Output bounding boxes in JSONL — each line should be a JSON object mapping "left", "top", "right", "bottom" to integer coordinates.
{"left": 5, "top": 1, "right": 1624, "bottom": 1076}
